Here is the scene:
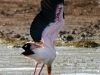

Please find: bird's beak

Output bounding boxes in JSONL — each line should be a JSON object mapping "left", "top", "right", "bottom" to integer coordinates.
{"left": 46, "top": 65, "right": 51, "bottom": 75}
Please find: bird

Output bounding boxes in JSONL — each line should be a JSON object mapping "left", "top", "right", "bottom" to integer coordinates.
{"left": 21, "top": 0, "right": 64, "bottom": 75}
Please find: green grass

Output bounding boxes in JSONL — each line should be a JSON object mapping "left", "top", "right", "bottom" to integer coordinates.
{"left": 0, "top": 37, "right": 100, "bottom": 48}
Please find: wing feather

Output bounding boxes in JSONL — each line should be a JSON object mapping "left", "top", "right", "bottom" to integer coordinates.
{"left": 30, "top": 0, "right": 64, "bottom": 42}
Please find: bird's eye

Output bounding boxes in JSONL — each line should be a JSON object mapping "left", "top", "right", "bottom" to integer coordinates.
{"left": 25, "top": 45, "right": 27, "bottom": 47}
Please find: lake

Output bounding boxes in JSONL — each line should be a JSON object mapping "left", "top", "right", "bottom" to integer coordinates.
{"left": 0, "top": 44, "right": 100, "bottom": 75}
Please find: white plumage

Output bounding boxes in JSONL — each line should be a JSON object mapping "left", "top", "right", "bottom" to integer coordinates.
{"left": 22, "top": 0, "right": 64, "bottom": 75}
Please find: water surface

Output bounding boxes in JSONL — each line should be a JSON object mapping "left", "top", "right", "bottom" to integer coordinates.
{"left": 0, "top": 44, "right": 100, "bottom": 75}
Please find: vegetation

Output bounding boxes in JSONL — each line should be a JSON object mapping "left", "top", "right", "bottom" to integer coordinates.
{"left": 72, "top": 41, "right": 100, "bottom": 48}
{"left": 55, "top": 40, "right": 100, "bottom": 48}
{"left": 0, "top": 36, "right": 100, "bottom": 48}
{"left": 0, "top": 37, "right": 28, "bottom": 48}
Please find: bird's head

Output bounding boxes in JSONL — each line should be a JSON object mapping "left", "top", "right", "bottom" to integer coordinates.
{"left": 22, "top": 43, "right": 31, "bottom": 51}
{"left": 21, "top": 42, "right": 35, "bottom": 56}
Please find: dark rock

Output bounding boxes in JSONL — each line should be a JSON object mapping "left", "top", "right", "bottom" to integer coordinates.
{"left": 0, "top": 31, "right": 4, "bottom": 37}
{"left": 60, "top": 31, "right": 66, "bottom": 34}
{"left": 12, "top": 34, "right": 21, "bottom": 38}
{"left": 8, "top": 31, "right": 14, "bottom": 34}
{"left": 71, "top": 30, "right": 75, "bottom": 34}
{"left": 20, "top": 37, "right": 26, "bottom": 40}
{"left": 66, "top": 35, "right": 74, "bottom": 41}
{"left": 59, "top": 31, "right": 66, "bottom": 37}
{"left": 81, "top": 34, "right": 86, "bottom": 38}
{"left": 94, "top": 24, "right": 99, "bottom": 29}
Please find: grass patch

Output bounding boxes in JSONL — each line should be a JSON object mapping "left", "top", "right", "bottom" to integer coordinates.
{"left": 55, "top": 40, "right": 100, "bottom": 48}
{"left": 66, "top": 41, "right": 100, "bottom": 48}
{"left": 0, "top": 36, "right": 100, "bottom": 48}
{"left": 0, "top": 37, "right": 28, "bottom": 48}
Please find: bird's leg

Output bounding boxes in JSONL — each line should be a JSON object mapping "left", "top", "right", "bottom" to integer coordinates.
{"left": 48, "top": 72, "right": 51, "bottom": 75}
{"left": 38, "top": 64, "right": 45, "bottom": 75}
{"left": 33, "top": 63, "right": 38, "bottom": 75}
{"left": 46, "top": 65, "right": 51, "bottom": 75}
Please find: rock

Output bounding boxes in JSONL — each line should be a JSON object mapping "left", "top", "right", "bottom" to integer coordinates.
{"left": 12, "top": 34, "right": 21, "bottom": 38}
{"left": 8, "top": 31, "right": 14, "bottom": 35}
{"left": 20, "top": 36, "right": 26, "bottom": 40}
{"left": 61, "top": 35, "right": 67, "bottom": 41}
{"left": 71, "top": 30, "right": 75, "bottom": 34}
{"left": 0, "top": 31, "right": 4, "bottom": 37}
{"left": 59, "top": 31, "right": 66, "bottom": 37}
{"left": 93, "top": 24, "right": 99, "bottom": 29}
{"left": 66, "top": 35, "right": 74, "bottom": 41}
{"left": 81, "top": 33, "right": 86, "bottom": 38}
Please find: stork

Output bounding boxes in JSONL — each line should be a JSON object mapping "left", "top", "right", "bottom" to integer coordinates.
{"left": 22, "top": 0, "right": 64, "bottom": 75}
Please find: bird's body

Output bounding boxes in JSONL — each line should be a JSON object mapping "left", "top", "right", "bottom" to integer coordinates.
{"left": 22, "top": 41, "right": 56, "bottom": 75}
{"left": 26, "top": 45, "right": 56, "bottom": 64}
{"left": 21, "top": 0, "right": 64, "bottom": 75}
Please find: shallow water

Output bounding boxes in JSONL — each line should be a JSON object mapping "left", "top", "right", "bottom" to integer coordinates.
{"left": 0, "top": 44, "right": 100, "bottom": 75}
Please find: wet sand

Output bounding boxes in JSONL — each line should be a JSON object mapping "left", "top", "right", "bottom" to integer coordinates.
{"left": 0, "top": 44, "right": 100, "bottom": 75}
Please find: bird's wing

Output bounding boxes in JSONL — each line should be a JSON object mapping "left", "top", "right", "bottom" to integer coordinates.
{"left": 30, "top": 0, "right": 64, "bottom": 44}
